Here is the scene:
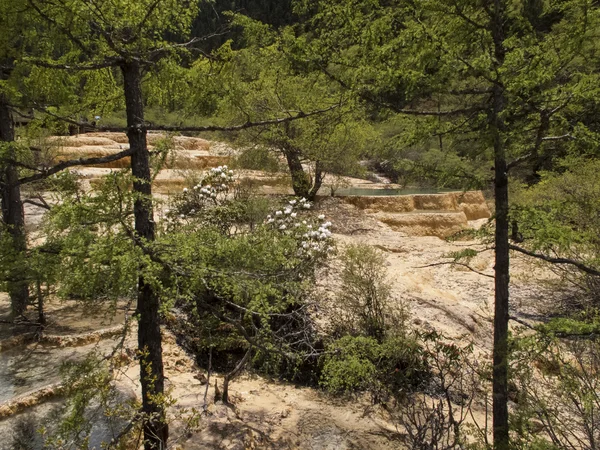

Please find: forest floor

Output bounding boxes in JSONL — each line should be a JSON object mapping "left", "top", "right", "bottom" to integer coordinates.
{"left": 0, "top": 135, "right": 563, "bottom": 449}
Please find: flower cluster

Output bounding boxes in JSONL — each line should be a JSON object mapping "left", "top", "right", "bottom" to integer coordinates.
{"left": 266, "top": 198, "right": 334, "bottom": 258}
{"left": 167, "top": 166, "right": 235, "bottom": 221}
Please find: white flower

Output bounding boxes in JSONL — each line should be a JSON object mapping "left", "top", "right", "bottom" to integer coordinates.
{"left": 302, "top": 242, "right": 309, "bottom": 249}
{"left": 275, "top": 211, "right": 283, "bottom": 216}
{"left": 180, "top": 214, "right": 185, "bottom": 218}
{"left": 165, "top": 209, "right": 170, "bottom": 214}
{"left": 294, "top": 223, "right": 301, "bottom": 227}
{"left": 229, "top": 170, "right": 234, "bottom": 175}
{"left": 267, "top": 218, "right": 274, "bottom": 224}
{"left": 303, "top": 203, "right": 311, "bottom": 209}
{"left": 183, "top": 188, "right": 188, "bottom": 193}
{"left": 284, "top": 208, "right": 292, "bottom": 215}
{"left": 302, "top": 221, "right": 307, "bottom": 225}
{"left": 190, "top": 209, "right": 196, "bottom": 214}
{"left": 290, "top": 212, "right": 297, "bottom": 218}
{"left": 279, "top": 224, "right": 287, "bottom": 230}
{"left": 289, "top": 199, "right": 297, "bottom": 205}
{"left": 318, "top": 214, "right": 325, "bottom": 220}
{"left": 223, "top": 165, "right": 228, "bottom": 169}
{"left": 221, "top": 173, "right": 227, "bottom": 178}
{"left": 267, "top": 215, "right": 272, "bottom": 220}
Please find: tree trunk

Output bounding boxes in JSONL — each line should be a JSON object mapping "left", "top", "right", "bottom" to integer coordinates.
{"left": 283, "top": 146, "right": 312, "bottom": 199}
{"left": 121, "top": 61, "right": 168, "bottom": 450}
{"left": 490, "top": 1, "right": 510, "bottom": 449}
{"left": 308, "top": 161, "right": 324, "bottom": 200}
{"left": 221, "top": 347, "right": 252, "bottom": 404}
{"left": 0, "top": 94, "right": 29, "bottom": 317}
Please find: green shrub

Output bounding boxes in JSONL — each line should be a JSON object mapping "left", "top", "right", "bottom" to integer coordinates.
{"left": 333, "top": 243, "right": 407, "bottom": 340}
{"left": 233, "top": 146, "right": 281, "bottom": 172}
{"left": 321, "top": 336, "right": 379, "bottom": 393}
{"left": 320, "top": 334, "right": 428, "bottom": 395}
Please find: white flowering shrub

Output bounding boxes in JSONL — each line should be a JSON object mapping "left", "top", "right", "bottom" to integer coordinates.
{"left": 167, "top": 165, "right": 235, "bottom": 220}
{"left": 265, "top": 198, "right": 334, "bottom": 259}
{"left": 163, "top": 168, "right": 335, "bottom": 261}
{"left": 158, "top": 172, "right": 336, "bottom": 381}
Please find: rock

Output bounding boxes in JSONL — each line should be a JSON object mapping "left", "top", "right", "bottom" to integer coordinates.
{"left": 194, "top": 372, "right": 207, "bottom": 385}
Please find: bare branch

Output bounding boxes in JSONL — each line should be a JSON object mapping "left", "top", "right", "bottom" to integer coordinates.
{"left": 509, "top": 244, "right": 600, "bottom": 277}
{"left": 414, "top": 261, "right": 494, "bottom": 278}
{"left": 541, "top": 134, "right": 573, "bottom": 142}
{"left": 17, "top": 148, "right": 133, "bottom": 186}
{"left": 26, "top": 57, "right": 124, "bottom": 71}
{"left": 34, "top": 103, "right": 342, "bottom": 133}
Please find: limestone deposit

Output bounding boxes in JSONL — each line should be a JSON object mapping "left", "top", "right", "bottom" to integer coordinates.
{"left": 342, "top": 191, "right": 491, "bottom": 237}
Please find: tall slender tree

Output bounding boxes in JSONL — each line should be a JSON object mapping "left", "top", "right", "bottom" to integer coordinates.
{"left": 25, "top": 1, "right": 198, "bottom": 447}
{"left": 0, "top": 1, "right": 30, "bottom": 317}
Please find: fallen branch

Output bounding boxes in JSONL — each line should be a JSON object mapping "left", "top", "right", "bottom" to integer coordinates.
{"left": 414, "top": 261, "right": 494, "bottom": 278}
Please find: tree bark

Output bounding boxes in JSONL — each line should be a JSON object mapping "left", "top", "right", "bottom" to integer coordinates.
{"left": 221, "top": 347, "right": 252, "bottom": 405}
{"left": 0, "top": 94, "right": 29, "bottom": 317}
{"left": 283, "top": 145, "right": 312, "bottom": 199}
{"left": 490, "top": 1, "right": 510, "bottom": 449}
{"left": 308, "top": 161, "right": 324, "bottom": 200}
{"left": 121, "top": 60, "right": 168, "bottom": 450}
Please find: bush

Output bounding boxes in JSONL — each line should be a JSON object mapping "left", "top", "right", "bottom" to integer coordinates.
{"left": 333, "top": 244, "right": 407, "bottom": 340}
{"left": 320, "top": 334, "right": 428, "bottom": 397}
{"left": 233, "top": 146, "right": 281, "bottom": 172}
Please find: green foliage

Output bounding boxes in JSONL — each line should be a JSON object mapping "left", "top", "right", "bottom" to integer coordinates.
{"left": 42, "top": 171, "right": 143, "bottom": 302}
{"left": 445, "top": 248, "right": 479, "bottom": 263}
{"left": 320, "top": 334, "right": 430, "bottom": 396}
{"left": 160, "top": 172, "right": 334, "bottom": 377}
{"left": 536, "top": 312, "right": 600, "bottom": 336}
{"left": 233, "top": 146, "right": 281, "bottom": 172}
{"left": 334, "top": 243, "right": 405, "bottom": 340}
{"left": 40, "top": 353, "right": 136, "bottom": 450}
{"left": 320, "top": 335, "right": 378, "bottom": 393}
{"left": 511, "top": 332, "right": 600, "bottom": 450}
{"left": 512, "top": 158, "right": 600, "bottom": 305}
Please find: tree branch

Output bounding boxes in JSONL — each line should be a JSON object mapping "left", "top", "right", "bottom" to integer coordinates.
{"left": 17, "top": 148, "right": 133, "bottom": 186}
{"left": 35, "top": 104, "right": 342, "bottom": 133}
{"left": 414, "top": 261, "right": 494, "bottom": 278}
{"left": 509, "top": 244, "right": 600, "bottom": 277}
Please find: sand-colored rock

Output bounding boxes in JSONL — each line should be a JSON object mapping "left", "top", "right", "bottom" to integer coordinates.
{"left": 452, "top": 191, "right": 492, "bottom": 220}
{"left": 342, "top": 191, "right": 490, "bottom": 218}
{"left": 0, "top": 383, "right": 63, "bottom": 419}
{"left": 47, "top": 135, "right": 119, "bottom": 147}
{"left": 374, "top": 211, "right": 469, "bottom": 238}
{"left": 343, "top": 195, "right": 416, "bottom": 213}
{"left": 49, "top": 132, "right": 211, "bottom": 151}
{"left": 340, "top": 191, "right": 490, "bottom": 237}
{"left": 85, "top": 132, "right": 130, "bottom": 144}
